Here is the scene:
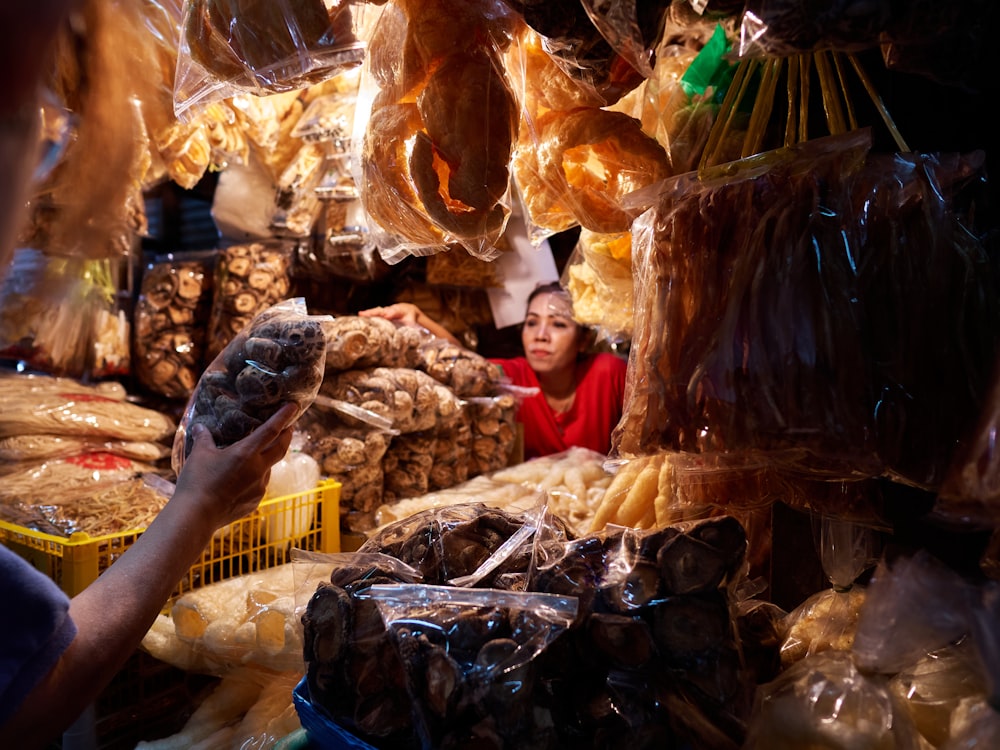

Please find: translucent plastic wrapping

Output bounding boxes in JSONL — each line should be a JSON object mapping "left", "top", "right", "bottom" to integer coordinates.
{"left": 0, "top": 455, "right": 163, "bottom": 512}
{"left": 766, "top": 550, "right": 1000, "bottom": 749}
{"left": 744, "top": 650, "right": 925, "bottom": 750}
{"left": 375, "top": 447, "right": 612, "bottom": 537}
{"left": 0, "top": 381, "right": 175, "bottom": 443}
{"left": 363, "top": 584, "right": 577, "bottom": 749}
{"left": 143, "top": 557, "right": 338, "bottom": 675}
{"left": 296, "top": 199, "right": 384, "bottom": 283}
{"left": 133, "top": 251, "right": 215, "bottom": 400}
{"left": 297, "top": 396, "right": 397, "bottom": 532}
{"left": 508, "top": 27, "right": 671, "bottom": 242}
{"left": 562, "top": 228, "right": 634, "bottom": 344}
{"left": 527, "top": 518, "right": 756, "bottom": 748}
{"left": 579, "top": 0, "right": 673, "bottom": 80}
{"left": 172, "top": 298, "right": 330, "bottom": 474}
{"left": 0, "top": 472, "right": 170, "bottom": 538}
{"left": 416, "top": 338, "right": 502, "bottom": 397}
{"left": 500, "top": 0, "right": 647, "bottom": 107}
{"left": 940, "top": 581, "right": 1000, "bottom": 749}
{"left": 298, "top": 502, "right": 790, "bottom": 747}
{"left": 0, "top": 434, "right": 169, "bottom": 464}
{"left": 738, "top": 0, "right": 987, "bottom": 90}
{"left": 615, "top": 130, "right": 874, "bottom": 472}
{"left": 637, "top": 22, "right": 739, "bottom": 175}
{"left": 937, "top": 361, "right": 1000, "bottom": 527}
{"left": 358, "top": 0, "right": 520, "bottom": 262}
{"left": 0, "top": 249, "right": 130, "bottom": 379}
{"left": 321, "top": 314, "right": 425, "bottom": 372}
{"left": 173, "top": 0, "right": 369, "bottom": 120}
{"left": 852, "top": 552, "right": 974, "bottom": 676}
{"left": 205, "top": 240, "right": 295, "bottom": 362}
{"left": 737, "top": 0, "right": 892, "bottom": 58}
{"left": 616, "top": 128, "right": 1000, "bottom": 502}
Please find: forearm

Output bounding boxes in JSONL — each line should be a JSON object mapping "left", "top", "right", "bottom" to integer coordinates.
{"left": 412, "top": 309, "right": 462, "bottom": 346}
{"left": 0, "top": 501, "right": 219, "bottom": 747}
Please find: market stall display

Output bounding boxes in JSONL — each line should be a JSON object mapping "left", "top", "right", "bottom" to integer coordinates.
{"left": 2, "top": 0, "right": 999, "bottom": 747}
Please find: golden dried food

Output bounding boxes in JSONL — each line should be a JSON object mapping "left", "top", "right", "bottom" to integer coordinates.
{"left": 360, "top": 0, "right": 519, "bottom": 258}
{"left": 520, "top": 106, "right": 671, "bottom": 234}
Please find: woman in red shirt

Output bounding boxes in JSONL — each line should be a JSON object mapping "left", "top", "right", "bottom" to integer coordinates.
{"left": 361, "top": 282, "right": 628, "bottom": 459}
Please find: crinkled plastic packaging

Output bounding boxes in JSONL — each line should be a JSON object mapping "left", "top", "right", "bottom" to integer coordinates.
{"left": 172, "top": 298, "right": 331, "bottom": 474}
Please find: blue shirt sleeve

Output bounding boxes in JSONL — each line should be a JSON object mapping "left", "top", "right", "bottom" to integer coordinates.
{"left": 0, "top": 545, "right": 77, "bottom": 726}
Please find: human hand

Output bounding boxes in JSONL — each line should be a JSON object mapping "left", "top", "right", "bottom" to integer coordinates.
{"left": 172, "top": 402, "right": 297, "bottom": 530}
{"left": 359, "top": 302, "right": 423, "bottom": 327}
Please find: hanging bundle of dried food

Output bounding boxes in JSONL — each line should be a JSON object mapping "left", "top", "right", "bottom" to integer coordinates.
{"left": 359, "top": 0, "right": 521, "bottom": 261}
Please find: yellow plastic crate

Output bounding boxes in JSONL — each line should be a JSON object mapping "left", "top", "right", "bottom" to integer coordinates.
{"left": 0, "top": 479, "right": 341, "bottom": 601}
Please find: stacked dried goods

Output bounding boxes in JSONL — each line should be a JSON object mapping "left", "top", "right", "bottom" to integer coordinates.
{"left": 300, "top": 317, "right": 518, "bottom": 532}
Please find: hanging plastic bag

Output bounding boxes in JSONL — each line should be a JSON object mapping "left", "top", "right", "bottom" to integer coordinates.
{"left": 507, "top": 26, "right": 671, "bottom": 242}
{"left": 615, "top": 129, "right": 876, "bottom": 476}
{"left": 173, "top": 0, "right": 370, "bottom": 120}
{"left": 358, "top": 0, "right": 520, "bottom": 262}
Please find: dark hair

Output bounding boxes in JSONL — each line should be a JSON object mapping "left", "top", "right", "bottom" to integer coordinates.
{"left": 526, "top": 281, "right": 570, "bottom": 308}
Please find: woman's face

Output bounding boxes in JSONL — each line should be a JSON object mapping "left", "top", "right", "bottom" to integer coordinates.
{"left": 521, "top": 291, "right": 584, "bottom": 376}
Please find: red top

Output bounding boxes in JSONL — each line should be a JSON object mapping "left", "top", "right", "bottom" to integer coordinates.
{"left": 491, "top": 352, "right": 628, "bottom": 459}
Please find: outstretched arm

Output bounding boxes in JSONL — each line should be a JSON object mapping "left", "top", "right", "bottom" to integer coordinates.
{"left": 0, "top": 402, "right": 297, "bottom": 748}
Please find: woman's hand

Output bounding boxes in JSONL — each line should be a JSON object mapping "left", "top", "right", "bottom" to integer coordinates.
{"left": 359, "top": 302, "right": 423, "bottom": 327}
{"left": 360, "top": 303, "right": 463, "bottom": 346}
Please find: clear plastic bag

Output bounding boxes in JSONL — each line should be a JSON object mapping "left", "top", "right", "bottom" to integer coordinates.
{"left": 744, "top": 650, "right": 926, "bottom": 750}
{"left": 358, "top": 0, "right": 519, "bottom": 261}
{"left": 362, "top": 584, "right": 577, "bottom": 749}
{"left": 173, "top": 298, "right": 331, "bottom": 474}
{"left": 173, "top": 0, "right": 370, "bottom": 120}
{"left": 133, "top": 251, "right": 215, "bottom": 400}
